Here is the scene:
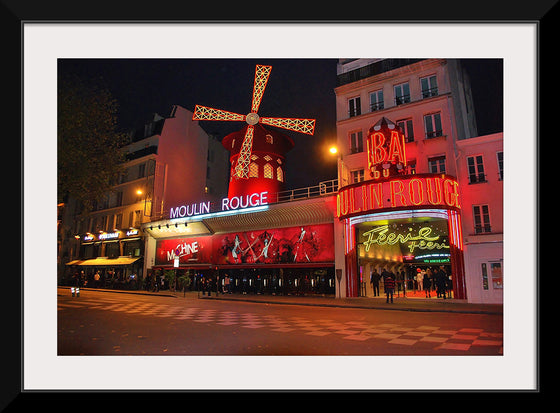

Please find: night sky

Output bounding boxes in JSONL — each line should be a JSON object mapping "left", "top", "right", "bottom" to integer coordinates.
{"left": 58, "top": 58, "right": 502, "bottom": 190}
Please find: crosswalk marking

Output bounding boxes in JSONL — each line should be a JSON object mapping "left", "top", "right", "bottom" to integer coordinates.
{"left": 58, "top": 297, "right": 502, "bottom": 352}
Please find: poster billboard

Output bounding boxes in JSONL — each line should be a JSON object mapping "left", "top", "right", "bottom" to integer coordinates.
{"left": 215, "top": 224, "right": 334, "bottom": 265}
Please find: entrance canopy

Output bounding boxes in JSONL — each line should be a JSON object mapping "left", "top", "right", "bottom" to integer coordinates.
{"left": 66, "top": 256, "right": 141, "bottom": 266}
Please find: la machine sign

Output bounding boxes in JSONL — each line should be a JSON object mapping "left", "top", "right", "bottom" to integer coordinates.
{"left": 170, "top": 191, "right": 269, "bottom": 219}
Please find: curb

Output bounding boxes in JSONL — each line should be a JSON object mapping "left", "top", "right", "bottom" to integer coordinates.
{"left": 58, "top": 286, "right": 502, "bottom": 315}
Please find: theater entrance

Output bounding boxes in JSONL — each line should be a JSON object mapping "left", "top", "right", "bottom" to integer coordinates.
{"left": 347, "top": 209, "right": 464, "bottom": 299}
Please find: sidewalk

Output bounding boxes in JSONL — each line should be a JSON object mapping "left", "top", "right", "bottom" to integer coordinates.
{"left": 59, "top": 286, "right": 502, "bottom": 315}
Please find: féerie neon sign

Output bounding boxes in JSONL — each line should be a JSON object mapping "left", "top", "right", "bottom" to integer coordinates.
{"left": 362, "top": 224, "right": 449, "bottom": 253}
{"left": 170, "top": 191, "right": 269, "bottom": 219}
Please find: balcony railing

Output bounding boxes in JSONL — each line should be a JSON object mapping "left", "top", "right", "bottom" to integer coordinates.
{"left": 271, "top": 179, "right": 339, "bottom": 203}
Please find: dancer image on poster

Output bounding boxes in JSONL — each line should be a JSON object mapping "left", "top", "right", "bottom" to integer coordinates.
{"left": 256, "top": 231, "right": 274, "bottom": 262}
{"left": 231, "top": 234, "right": 241, "bottom": 263}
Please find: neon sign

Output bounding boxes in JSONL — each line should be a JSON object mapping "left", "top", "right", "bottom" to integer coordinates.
{"left": 366, "top": 117, "right": 407, "bottom": 179}
{"left": 337, "top": 174, "right": 460, "bottom": 219}
{"left": 99, "top": 231, "right": 119, "bottom": 240}
{"left": 362, "top": 224, "right": 449, "bottom": 253}
{"left": 170, "top": 191, "right": 268, "bottom": 219}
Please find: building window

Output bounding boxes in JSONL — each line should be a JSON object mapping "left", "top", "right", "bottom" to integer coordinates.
{"left": 405, "top": 161, "right": 417, "bottom": 175}
{"left": 420, "top": 75, "right": 438, "bottom": 98}
{"left": 351, "top": 169, "right": 365, "bottom": 183}
{"left": 277, "top": 166, "right": 284, "bottom": 182}
{"left": 497, "top": 151, "right": 503, "bottom": 180}
{"left": 115, "top": 213, "right": 122, "bottom": 229}
{"left": 134, "top": 210, "right": 142, "bottom": 227}
{"left": 369, "top": 89, "right": 384, "bottom": 111}
{"left": 264, "top": 163, "right": 274, "bottom": 179}
{"left": 428, "top": 155, "right": 446, "bottom": 174}
{"left": 348, "top": 96, "right": 361, "bottom": 117}
{"left": 106, "top": 215, "right": 115, "bottom": 231}
{"left": 467, "top": 155, "right": 486, "bottom": 183}
{"left": 138, "top": 163, "right": 145, "bottom": 179}
{"left": 424, "top": 113, "right": 443, "bottom": 138}
{"left": 349, "top": 130, "right": 363, "bottom": 154}
{"left": 249, "top": 162, "right": 259, "bottom": 178}
{"left": 397, "top": 118, "right": 414, "bottom": 142}
{"left": 473, "top": 204, "right": 491, "bottom": 233}
{"left": 265, "top": 134, "right": 274, "bottom": 144}
{"left": 394, "top": 82, "right": 410, "bottom": 105}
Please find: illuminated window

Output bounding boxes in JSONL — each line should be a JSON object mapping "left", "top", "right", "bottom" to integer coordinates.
{"left": 251, "top": 154, "right": 259, "bottom": 160}
{"left": 249, "top": 162, "right": 259, "bottom": 178}
{"left": 264, "top": 163, "right": 274, "bottom": 179}
{"left": 265, "top": 134, "right": 274, "bottom": 144}
{"left": 277, "top": 166, "right": 283, "bottom": 182}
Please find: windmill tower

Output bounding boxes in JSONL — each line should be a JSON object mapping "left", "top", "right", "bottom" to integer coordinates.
{"left": 192, "top": 64, "right": 316, "bottom": 198}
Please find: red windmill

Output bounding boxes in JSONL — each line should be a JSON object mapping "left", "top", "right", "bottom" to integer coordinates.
{"left": 192, "top": 64, "right": 316, "bottom": 198}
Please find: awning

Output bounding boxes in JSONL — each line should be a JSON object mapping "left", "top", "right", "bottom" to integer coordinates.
{"left": 65, "top": 256, "right": 141, "bottom": 266}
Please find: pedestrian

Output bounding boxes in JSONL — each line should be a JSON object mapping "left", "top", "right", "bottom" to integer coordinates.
{"left": 436, "top": 266, "right": 447, "bottom": 299}
{"left": 424, "top": 271, "right": 432, "bottom": 298}
{"left": 416, "top": 268, "right": 424, "bottom": 292}
{"left": 94, "top": 271, "right": 100, "bottom": 288}
{"left": 400, "top": 270, "right": 407, "bottom": 297}
{"left": 224, "top": 274, "right": 230, "bottom": 294}
{"left": 370, "top": 268, "right": 381, "bottom": 297}
{"left": 384, "top": 273, "right": 395, "bottom": 303}
{"left": 396, "top": 270, "right": 403, "bottom": 297}
{"left": 200, "top": 276, "right": 206, "bottom": 295}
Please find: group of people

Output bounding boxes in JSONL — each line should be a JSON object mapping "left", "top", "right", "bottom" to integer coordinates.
{"left": 370, "top": 266, "right": 450, "bottom": 303}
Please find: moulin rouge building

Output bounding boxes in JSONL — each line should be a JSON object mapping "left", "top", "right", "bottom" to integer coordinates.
{"left": 142, "top": 62, "right": 501, "bottom": 303}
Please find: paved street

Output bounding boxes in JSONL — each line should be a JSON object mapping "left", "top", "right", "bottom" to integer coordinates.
{"left": 58, "top": 289, "right": 503, "bottom": 356}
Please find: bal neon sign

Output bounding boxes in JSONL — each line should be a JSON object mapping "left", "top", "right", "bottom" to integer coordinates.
{"left": 170, "top": 191, "right": 269, "bottom": 219}
{"left": 337, "top": 174, "right": 460, "bottom": 219}
{"left": 367, "top": 117, "right": 407, "bottom": 179}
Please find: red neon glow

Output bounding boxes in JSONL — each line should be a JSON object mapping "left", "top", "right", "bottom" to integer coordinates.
{"left": 337, "top": 174, "right": 461, "bottom": 219}
{"left": 366, "top": 117, "right": 407, "bottom": 180}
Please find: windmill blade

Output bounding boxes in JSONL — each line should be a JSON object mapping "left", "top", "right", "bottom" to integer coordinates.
{"left": 259, "top": 116, "right": 316, "bottom": 135}
{"left": 251, "top": 65, "right": 272, "bottom": 113}
{"left": 192, "top": 105, "right": 245, "bottom": 122}
{"left": 233, "top": 125, "right": 255, "bottom": 179}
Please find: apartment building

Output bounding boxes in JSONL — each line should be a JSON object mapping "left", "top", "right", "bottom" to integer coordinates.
{"left": 62, "top": 105, "right": 228, "bottom": 286}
